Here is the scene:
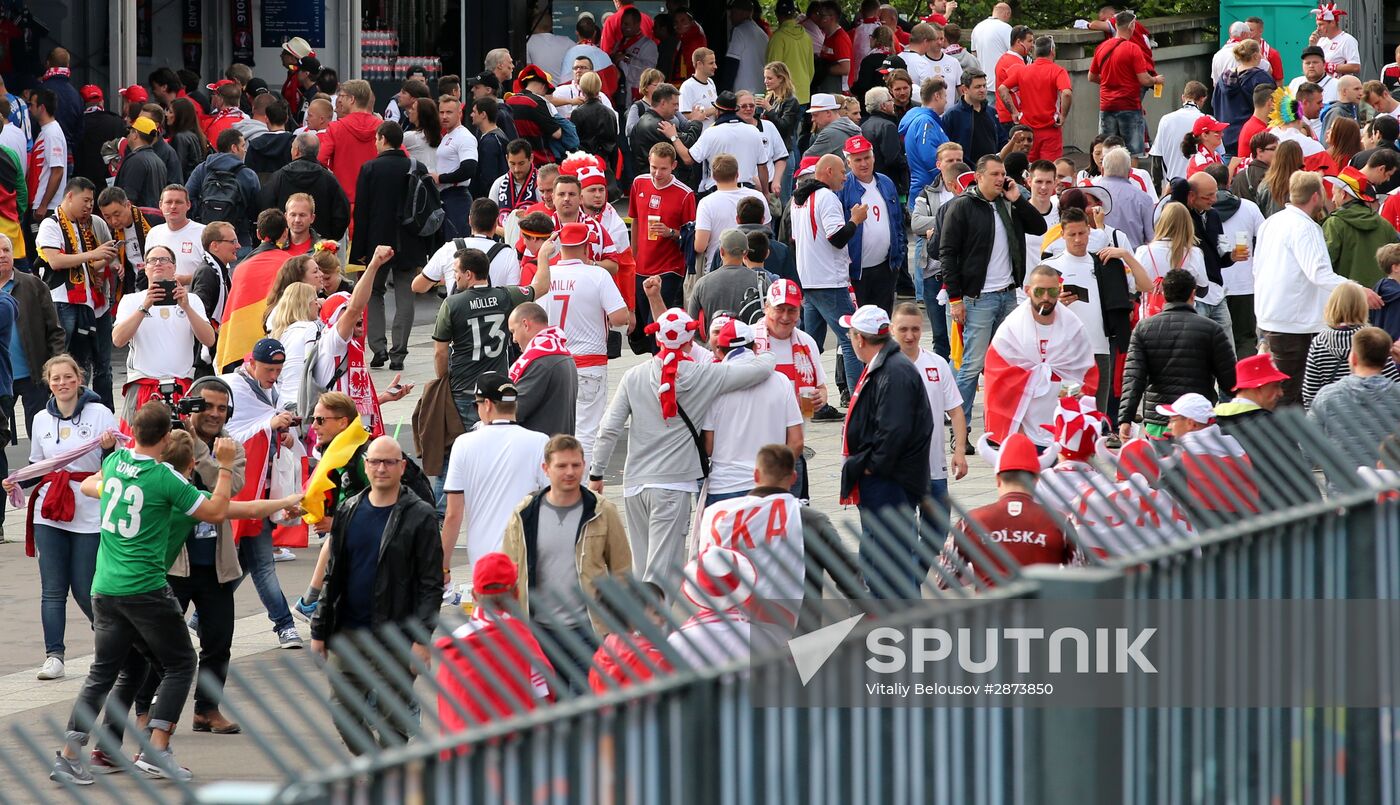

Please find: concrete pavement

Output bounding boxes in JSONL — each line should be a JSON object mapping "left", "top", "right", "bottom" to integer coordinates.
{"left": 0, "top": 286, "right": 1001, "bottom": 800}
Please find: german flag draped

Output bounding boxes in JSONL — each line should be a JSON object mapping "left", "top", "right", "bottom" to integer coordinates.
{"left": 300, "top": 415, "right": 369, "bottom": 524}
{"left": 215, "top": 243, "right": 290, "bottom": 371}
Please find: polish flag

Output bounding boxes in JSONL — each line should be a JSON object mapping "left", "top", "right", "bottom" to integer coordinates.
{"left": 1175, "top": 427, "right": 1260, "bottom": 515}
{"left": 982, "top": 302, "right": 1098, "bottom": 444}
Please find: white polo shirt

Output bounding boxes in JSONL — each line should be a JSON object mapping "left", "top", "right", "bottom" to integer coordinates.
{"left": 689, "top": 120, "right": 769, "bottom": 191}
{"left": 145, "top": 221, "right": 208, "bottom": 281}
{"left": 792, "top": 186, "right": 849, "bottom": 289}
{"left": 442, "top": 421, "right": 549, "bottom": 564}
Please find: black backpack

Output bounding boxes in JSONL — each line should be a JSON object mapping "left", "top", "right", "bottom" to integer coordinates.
{"left": 198, "top": 167, "right": 245, "bottom": 226}
{"left": 402, "top": 158, "right": 445, "bottom": 237}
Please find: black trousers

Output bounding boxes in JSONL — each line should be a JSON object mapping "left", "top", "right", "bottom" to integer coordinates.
{"left": 1258, "top": 329, "right": 1313, "bottom": 408}
{"left": 64, "top": 588, "right": 196, "bottom": 745}
{"left": 127, "top": 565, "right": 237, "bottom": 724}
{"left": 628, "top": 271, "right": 684, "bottom": 354}
{"left": 852, "top": 261, "right": 895, "bottom": 315}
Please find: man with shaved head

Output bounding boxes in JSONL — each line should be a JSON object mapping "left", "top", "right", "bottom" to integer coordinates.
{"left": 1321, "top": 75, "right": 1363, "bottom": 141}
{"left": 310, "top": 433, "right": 443, "bottom": 753}
{"left": 792, "top": 152, "right": 868, "bottom": 413}
{"left": 970, "top": 3, "right": 1013, "bottom": 82}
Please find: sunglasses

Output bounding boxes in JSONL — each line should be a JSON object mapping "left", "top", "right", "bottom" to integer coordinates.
{"left": 311, "top": 414, "right": 347, "bottom": 425}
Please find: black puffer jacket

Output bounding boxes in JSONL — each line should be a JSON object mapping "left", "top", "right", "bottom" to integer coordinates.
{"left": 311, "top": 485, "right": 443, "bottom": 643}
{"left": 840, "top": 339, "right": 934, "bottom": 499}
{"left": 1119, "top": 303, "right": 1237, "bottom": 426}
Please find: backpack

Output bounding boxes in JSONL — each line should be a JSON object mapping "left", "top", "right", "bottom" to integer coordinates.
{"left": 296, "top": 322, "right": 349, "bottom": 419}
{"left": 401, "top": 158, "right": 445, "bottom": 237}
{"left": 736, "top": 271, "right": 767, "bottom": 325}
{"left": 198, "top": 168, "right": 245, "bottom": 226}
{"left": 451, "top": 238, "right": 508, "bottom": 287}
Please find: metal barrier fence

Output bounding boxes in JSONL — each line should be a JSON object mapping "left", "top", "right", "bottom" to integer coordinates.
{"left": 8, "top": 394, "right": 1400, "bottom": 804}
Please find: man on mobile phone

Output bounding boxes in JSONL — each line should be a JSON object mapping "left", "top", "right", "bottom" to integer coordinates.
{"left": 112, "top": 243, "right": 216, "bottom": 429}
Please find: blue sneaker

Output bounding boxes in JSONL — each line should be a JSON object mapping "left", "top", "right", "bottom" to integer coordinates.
{"left": 187, "top": 612, "right": 200, "bottom": 635}
{"left": 291, "top": 597, "right": 318, "bottom": 623}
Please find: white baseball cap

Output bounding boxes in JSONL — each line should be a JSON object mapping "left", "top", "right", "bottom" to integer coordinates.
{"left": 808, "top": 93, "right": 839, "bottom": 113}
{"left": 1155, "top": 393, "right": 1215, "bottom": 424}
{"left": 839, "top": 305, "right": 891, "bottom": 336}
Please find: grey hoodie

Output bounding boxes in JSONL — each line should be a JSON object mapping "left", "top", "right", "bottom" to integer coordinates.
{"left": 1307, "top": 373, "right": 1400, "bottom": 480}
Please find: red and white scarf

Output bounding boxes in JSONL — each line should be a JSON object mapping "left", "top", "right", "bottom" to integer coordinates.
{"left": 320, "top": 292, "right": 384, "bottom": 438}
{"left": 508, "top": 326, "right": 570, "bottom": 382}
{"left": 645, "top": 309, "right": 698, "bottom": 419}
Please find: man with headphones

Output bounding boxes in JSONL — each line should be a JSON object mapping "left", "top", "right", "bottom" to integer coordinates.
{"left": 164, "top": 375, "right": 247, "bottom": 734}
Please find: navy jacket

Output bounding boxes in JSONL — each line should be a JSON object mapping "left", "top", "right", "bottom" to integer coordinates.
{"left": 838, "top": 170, "right": 906, "bottom": 277}
{"left": 940, "top": 99, "right": 1005, "bottom": 162}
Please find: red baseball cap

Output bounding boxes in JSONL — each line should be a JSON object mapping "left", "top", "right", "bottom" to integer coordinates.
{"left": 795, "top": 155, "right": 820, "bottom": 178}
{"left": 766, "top": 278, "right": 802, "bottom": 308}
{"left": 80, "top": 84, "right": 103, "bottom": 103}
{"left": 559, "top": 222, "right": 591, "bottom": 247}
{"left": 472, "top": 552, "right": 519, "bottom": 595}
{"left": 1191, "top": 115, "right": 1228, "bottom": 136}
{"left": 1232, "top": 354, "right": 1290, "bottom": 391}
{"left": 206, "top": 78, "right": 237, "bottom": 92}
{"left": 119, "top": 85, "right": 149, "bottom": 103}
{"left": 843, "top": 134, "right": 873, "bottom": 155}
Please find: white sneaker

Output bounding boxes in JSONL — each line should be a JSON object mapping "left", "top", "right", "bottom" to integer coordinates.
{"left": 37, "top": 656, "right": 65, "bottom": 680}
{"left": 272, "top": 548, "right": 296, "bottom": 562}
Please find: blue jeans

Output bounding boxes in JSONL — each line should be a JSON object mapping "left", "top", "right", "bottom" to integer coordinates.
{"left": 35, "top": 524, "right": 99, "bottom": 658}
{"left": 912, "top": 240, "right": 926, "bottom": 302}
{"left": 956, "top": 288, "right": 1020, "bottom": 422}
{"left": 801, "top": 287, "right": 864, "bottom": 390}
{"left": 55, "top": 303, "right": 113, "bottom": 410}
{"left": 235, "top": 521, "right": 294, "bottom": 633}
{"left": 856, "top": 474, "right": 923, "bottom": 599}
{"left": 922, "top": 275, "right": 951, "bottom": 360}
{"left": 441, "top": 187, "right": 471, "bottom": 240}
{"left": 1099, "top": 110, "right": 1146, "bottom": 156}
{"left": 704, "top": 489, "right": 751, "bottom": 508}
{"left": 918, "top": 478, "right": 949, "bottom": 586}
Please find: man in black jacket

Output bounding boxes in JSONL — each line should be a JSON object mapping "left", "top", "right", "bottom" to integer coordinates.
{"left": 310, "top": 435, "right": 443, "bottom": 754}
{"left": 76, "top": 87, "right": 126, "bottom": 188}
{"left": 351, "top": 121, "right": 430, "bottom": 369}
{"left": 96, "top": 186, "right": 164, "bottom": 294}
{"left": 939, "top": 154, "right": 1048, "bottom": 424}
{"left": 1161, "top": 173, "right": 1235, "bottom": 334}
{"left": 114, "top": 118, "right": 168, "bottom": 208}
{"left": 1118, "top": 268, "right": 1236, "bottom": 438}
{"left": 630, "top": 83, "right": 701, "bottom": 187}
{"left": 260, "top": 133, "right": 351, "bottom": 241}
{"left": 839, "top": 305, "right": 934, "bottom": 599}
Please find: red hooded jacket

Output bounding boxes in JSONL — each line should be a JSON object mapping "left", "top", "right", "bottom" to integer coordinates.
{"left": 318, "top": 110, "right": 381, "bottom": 204}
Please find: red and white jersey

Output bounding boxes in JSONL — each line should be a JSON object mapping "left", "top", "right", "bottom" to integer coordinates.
{"left": 551, "top": 209, "right": 619, "bottom": 264}
{"left": 697, "top": 492, "right": 805, "bottom": 626}
{"left": 668, "top": 610, "right": 751, "bottom": 667}
{"left": 1070, "top": 474, "right": 1195, "bottom": 556}
{"left": 791, "top": 186, "right": 850, "bottom": 289}
{"left": 593, "top": 204, "right": 631, "bottom": 252}
{"left": 28, "top": 120, "right": 66, "bottom": 212}
{"left": 543, "top": 258, "right": 627, "bottom": 365}
{"left": 1175, "top": 424, "right": 1260, "bottom": 515}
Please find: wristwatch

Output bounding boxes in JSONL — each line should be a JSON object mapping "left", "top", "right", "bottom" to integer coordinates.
{"left": 669, "top": 136, "right": 679, "bottom": 143}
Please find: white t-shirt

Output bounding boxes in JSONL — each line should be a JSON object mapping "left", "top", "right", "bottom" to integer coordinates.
{"left": 703, "top": 355, "right": 802, "bottom": 493}
{"left": 970, "top": 17, "right": 1013, "bottom": 82}
{"left": 542, "top": 258, "right": 627, "bottom": 358}
{"left": 1043, "top": 251, "right": 1108, "bottom": 355}
{"left": 983, "top": 202, "right": 1014, "bottom": 293}
{"left": 1134, "top": 241, "right": 1212, "bottom": 301}
{"left": 758, "top": 119, "right": 789, "bottom": 173}
{"left": 36, "top": 215, "right": 114, "bottom": 315}
{"left": 274, "top": 319, "right": 321, "bottom": 404}
{"left": 728, "top": 21, "right": 770, "bottom": 95}
{"left": 689, "top": 120, "right": 769, "bottom": 191}
{"left": 1026, "top": 198, "right": 1059, "bottom": 274}
{"left": 1217, "top": 199, "right": 1265, "bottom": 296}
{"left": 423, "top": 235, "right": 521, "bottom": 292}
{"left": 0, "top": 124, "right": 27, "bottom": 178}
{"left": 755, "top": 326, "right": 828, "bottom": 389}
{"left": 792, "top": 186, "right": 850, "bottom": 289}
{"left": 115, "top": 290, "right": 209, "bottom": 381}
{"left": 30, "top": 119, "right": 66, "bottom": 212}
{"left": 1317, "top": 31, "right": 1361, "bottom": 69}
{"left": 553, "top": 83, "right": 618, "bottom": 120}
{"left": 437, "top": 125, "right": 479, "bottom": 190}
{"left": 30, "top": 401, "right": 117, "bottom": 532}
{"left": 912, "top": 349, "right": 963, "bottom": 480}
{"left": 442, "top": 421, "right": 549, "bottom": 564}
{"left": 925, "top": 52, "right": 964, "bottom": 89}
{"left": 527, "top": 33, "right": 578, "bottom": 75}
{"left": 696, "top": 187, "right": 770, "bottom": 268}
{"left": 900, "top": 50, "right": 935, "bottom": 88}
{"left": 1289, "top": 74, "right": 1338, "bottom": 104}
{"left": 1149, "top": 104, "right": 1204, "bottom": 183}
{"left": 680, "top": 78, "right": 719, "bottom": 130}
{"left": 145, "top": 221, "right": 208, "bottom": 281}
{"left": 857, "top": 179, "right": 890, "bottom": 268}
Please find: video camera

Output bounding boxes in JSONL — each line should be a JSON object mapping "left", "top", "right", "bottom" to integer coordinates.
{"left": 155, "top": 380, "right": 210, "bottom": 429}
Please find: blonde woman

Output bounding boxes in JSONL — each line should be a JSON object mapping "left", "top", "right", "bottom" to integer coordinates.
{"left": 310, "top": 241, "right": 353, "bottom": 297}
{"left": 573, "top": 72, "right": 618, "bottom": 171}
{"left": 1133, "top": 202, "right": 1211, "bottom": 317}
{"left": 626, "top": 67, "right": 668, "bottom": 136}
{"left": 2, "top": 355, "right": 117, "bottom": 680}
{"left": 1302, "top": 283, "right": 1400, "bottom": 407}
{"left": 266, "top": 282, "right": 323, "bottom": 405}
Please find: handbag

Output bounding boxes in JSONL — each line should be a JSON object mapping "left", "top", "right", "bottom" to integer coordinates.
{"left": 1138, "top": 247, "right": 1167, "bottom": 322}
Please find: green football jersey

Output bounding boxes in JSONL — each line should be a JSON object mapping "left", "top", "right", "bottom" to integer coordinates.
{"left": 91, "top": 447, "right": 207, "bottom": 596}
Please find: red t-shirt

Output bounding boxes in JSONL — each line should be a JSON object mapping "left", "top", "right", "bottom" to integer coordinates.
{"left": 955, "top": 492, "right": 1074, "bottom": 587}
{"left": 629, "top": 175, "right": 696, "bottom": 276}
{"left": 1382, "top": 193, "right": 1400, "bottom": 233}
{"left": 1090, "top": 38, "right": 1149, "bottom": 112}
{"left": 284, "top": 237, "right": 313, "bottom": 257}
{"left": 994, "top": 51, "right": 1027, "bottom": 123}
{"left": 820, "top": 28, "right": 853, "bottom": 92}
{"left": 1102, "top": 21, "right": 1155, "bottom": 71}
{"left": 599, "top": 6, "right": 655, "bottom": 54}
{"left": 1236, "top": 115, "right": 1269, "bottom": 159}
{"left": 1000, "top": 58, "right": 1071, "bottom": 130}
